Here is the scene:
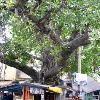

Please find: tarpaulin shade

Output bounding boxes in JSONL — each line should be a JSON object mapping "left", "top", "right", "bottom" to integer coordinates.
{"left": 0, "top": 82, "right": 62, "bottom": 94}
{"left": 48, "top": 87, "right": 62, "bottom": 93}
{"left": 0, "top": 83, "right": 22, "bottom": 92}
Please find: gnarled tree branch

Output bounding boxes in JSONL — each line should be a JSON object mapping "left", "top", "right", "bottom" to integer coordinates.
{"left": 0, "top": 55, "right": 39, "bottom": 82}
{"left": 44, "top": 26, "right": 90, "bottom": 79}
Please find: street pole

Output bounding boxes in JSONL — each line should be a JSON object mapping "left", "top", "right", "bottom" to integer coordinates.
{"left": 77, "top": 47, "right": 82, "bottom": 99}
{"left": 77, "top": 47, "right": 81, "bottom": 73}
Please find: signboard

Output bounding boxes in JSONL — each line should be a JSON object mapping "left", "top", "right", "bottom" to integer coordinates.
{"left": 73, "top": 73, "right": 87, "bottom": 84}
{"left": 30, "top": 87, "right": 44, "bottom": 94}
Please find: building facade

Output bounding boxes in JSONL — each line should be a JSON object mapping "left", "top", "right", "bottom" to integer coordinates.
{"left": 0, "top": 63, "right": 30, "bottom": 80}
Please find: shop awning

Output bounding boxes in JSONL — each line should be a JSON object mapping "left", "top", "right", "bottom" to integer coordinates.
{"left": 0, "top": 82, "right": 63, "bottom": 94}
{"left": 0, "top": 83, "right": 22, "bottom": 92}
{"left": 48, "top": 87, "right": 62, "bottom": 93}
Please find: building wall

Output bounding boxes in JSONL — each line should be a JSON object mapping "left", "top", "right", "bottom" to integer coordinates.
{"left": 4, "top": 66, "right": 17, "bottom": 80}
{"left": 84, "top": 91, "right": 100, "bottom": 100}
{"left": 0, "top": 63, "right": 30, "bottom": 80}
{"left": 84, "top": 93, "right": 92, "bottom": 100}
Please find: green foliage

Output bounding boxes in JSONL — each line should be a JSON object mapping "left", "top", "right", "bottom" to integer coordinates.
{"left": 82, "top": 30, "right": 100, "bottom": 74}
{"left": 63, "top": 30, "right": 100, "bottom": 75}
{"left": 0, "top": 0, "right": 100, "bottom": 74}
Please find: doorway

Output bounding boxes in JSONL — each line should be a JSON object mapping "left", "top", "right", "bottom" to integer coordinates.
{"left": 45, "top": 92, "right": 55, "bottom": 100}
{"left": 34, "top": 94, "right": 41, "bottom": 100}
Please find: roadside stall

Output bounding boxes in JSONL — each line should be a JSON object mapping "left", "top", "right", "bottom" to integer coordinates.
{"left": 0, "top": 82, "right": 62, "bottom": 100}
{"left": 44, "top": 86, "right": 62, "bottom": 100}
{"left": 0, "top": 82, "right": 22, "bottom": 100}
{"left": 22, "top": 83, "right": 62, "bottom": 100}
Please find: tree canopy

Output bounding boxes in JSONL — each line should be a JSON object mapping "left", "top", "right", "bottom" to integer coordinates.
{"left": 0, "top": 0, "right": 100, "bottom": 83}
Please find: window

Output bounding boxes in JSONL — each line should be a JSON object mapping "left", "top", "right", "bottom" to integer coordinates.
{"left": 94, "top": 91, "right": 99, "bottom": 95}
{"left": 93, "top": 96, "right": 98, "bottom": 99}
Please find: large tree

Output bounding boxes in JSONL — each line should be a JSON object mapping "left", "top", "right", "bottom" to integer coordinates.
{"left": 0, "top": 0, "right": 100, "bottom": 83}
